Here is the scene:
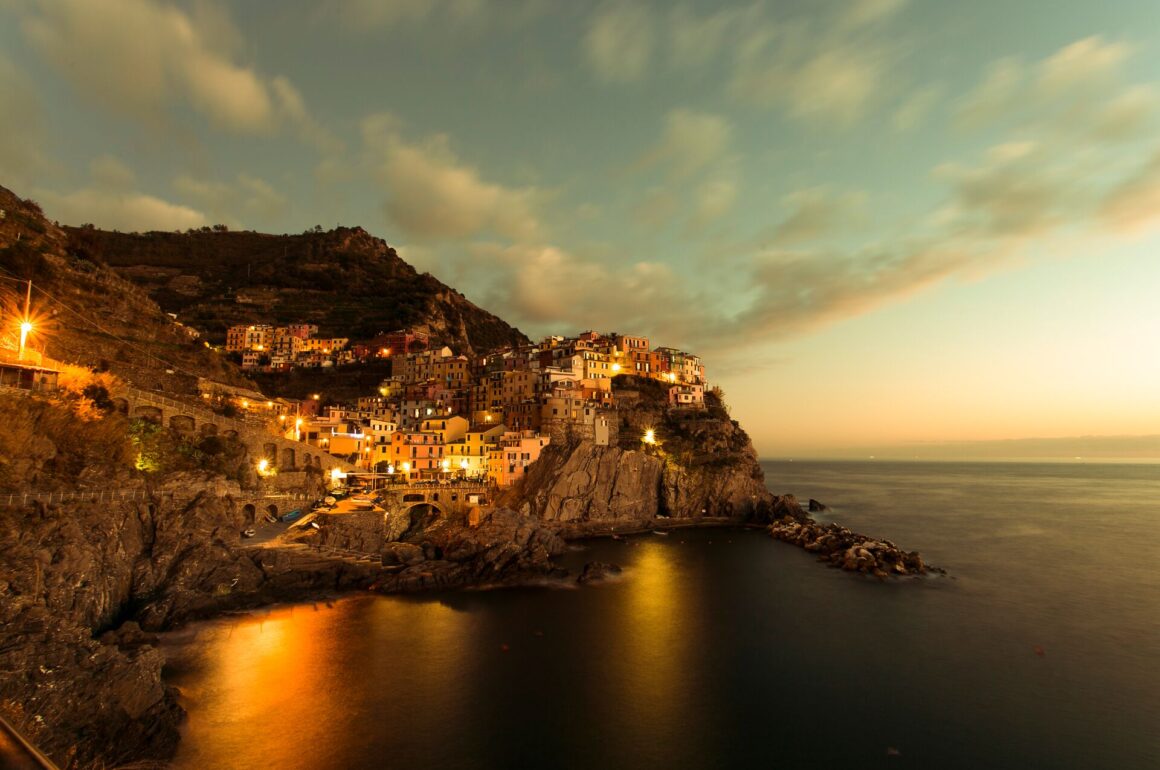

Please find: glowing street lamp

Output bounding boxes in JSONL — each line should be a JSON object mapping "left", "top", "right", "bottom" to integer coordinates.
{"left": 643, "top": 429, "right": 656, "bottom": 446}
{"left": 17, "top": 320, "right": 32, "bottom": 361}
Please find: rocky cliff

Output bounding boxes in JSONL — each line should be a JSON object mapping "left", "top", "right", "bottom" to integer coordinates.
{"left": 515, "top": 377, "right": 775, "bottom": 527}
{"left": 0, "top": 469, "right": 392, "bottom": 769}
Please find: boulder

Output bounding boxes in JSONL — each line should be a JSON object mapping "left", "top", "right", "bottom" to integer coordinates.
{"left": 577, "top": 562, "right": 623, "bottom": 584}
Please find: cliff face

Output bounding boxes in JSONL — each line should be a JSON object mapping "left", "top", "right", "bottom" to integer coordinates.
{"left": 65, "top": 223, "right": 528, "bottom": 354}
{"left": 0, "top": 470, "right": 386, "bottom": 769}
{"left": 517, "top": 379, "right": 774, "bottom": 525}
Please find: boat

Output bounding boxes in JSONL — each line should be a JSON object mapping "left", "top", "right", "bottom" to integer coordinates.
{"left": 241, "top": 528, "right": 256, "bottom": 538}
{"left": 281, "top": 508, "right": 303, "bottom": 523}
{"left": 263, "top": 513, "right": 277, "bottom": 524}
{"left": 652, "top": 530, "right": 670, "bottom": 536}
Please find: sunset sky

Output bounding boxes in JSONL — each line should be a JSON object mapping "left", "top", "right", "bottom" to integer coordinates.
{"left": 2, "top": 0, "right": 1159, "bottom": 456}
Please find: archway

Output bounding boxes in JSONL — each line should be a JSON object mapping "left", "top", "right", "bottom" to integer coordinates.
{"left": 281, "top": 447, "right": 296, "bottom": 469}
{"left": 265, "top": 503, "right": 279, "bottom": 520}
{"left": 401, "top": 501, "right": 444, "bottom": 532}
{"left": 169, "top": 414, "right": 196, "bottom": 434}
{"left": 133, "top": 405, "right": 162, "bottom": 424}
{"left": 199, "top": 422, "right": 219, "bottom": 437}
{"left": 242, "top": 503, "right": 256, "bottom": 523}
{"left": 263, "top": 443, "right": 277, "bottom": 462}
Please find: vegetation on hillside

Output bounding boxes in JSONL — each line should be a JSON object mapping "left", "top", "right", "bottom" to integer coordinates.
{"left": 64, "top": 224, "right": 528, "bottom": 353}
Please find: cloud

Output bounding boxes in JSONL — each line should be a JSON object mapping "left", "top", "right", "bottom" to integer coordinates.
{"left": 583, "top": 1, "right": 654, "bottom": 82}
{"left": 838, "top": 0, "right": 908, "bottom": 30}
{"left": 0, "top": 53, "right": 48, "bottom": 189}
{"left": 631, "top": 187, "right": 679, "bottom": 228}
{"left": 1037, "top": 36, "right": 1132, "bottom": 95}
{"left": 173, "top": 173, "right": 289, "bottom": 226}
{"left": 637, "top": 108, "right": 732, "bottom": 179}
{"left": 767, "top": 187, "right": 867, "bottom": 245}
{"left": 727, "top": 15, "right": 901, "bottom": 124}
{"left": 38, "top": 188, "right": 207, "bottom": 231}
{"left": 1087, "top": 85, "right": 1159, "bottom": 141}
{"left": 693, "top": 179, "right": 737, "bottom": 228}
{"left": 464, "top": 241, "right": 691, "bottom": 336}
{"left": 1100, "top": 150, "right": 1160, "bottom": 234}
{"left": 18, "top": 0, "right": 319, "bottom": 137}
{"left": 893, "top": 85, "right": 943, "bottom": 131}
{"left": 362, "top": 114, "right": 543, "bottom": 241}
{"left": 956, "top": 36, "right": 1141, "bottom": 132}
{"left": 666, "top": 3, "right": 759, "bottom": 70}
{"left": 932, "top": 143, "right": 1072, "bottom": 238}
{"left": 333, "top": 0, "right": 486, "bottom": 29}
{"left": 88, "top": 154, "right": 136, "bottom": 192}
{"left": 955, "top": 57, "right": 1024, "bottom": 129}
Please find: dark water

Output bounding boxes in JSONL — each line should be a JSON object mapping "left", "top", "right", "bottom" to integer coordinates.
{"left": 162, "top": 461, "right": 1160, "bottom": 769}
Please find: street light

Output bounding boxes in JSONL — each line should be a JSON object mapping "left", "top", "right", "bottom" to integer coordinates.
{"left": 17, "top": 320, "right": 32, "bottom": 361}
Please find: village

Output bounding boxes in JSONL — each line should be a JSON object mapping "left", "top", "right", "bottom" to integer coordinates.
{"left": 214, "top": 324, "right": 708, "bottom": 488}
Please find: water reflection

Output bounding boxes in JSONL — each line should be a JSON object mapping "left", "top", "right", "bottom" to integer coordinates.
{"left": 168, "top": 597, "right": 476, "bottom": 769}
{"left": 604, "top": 541, "right": 703, "bottom": 764}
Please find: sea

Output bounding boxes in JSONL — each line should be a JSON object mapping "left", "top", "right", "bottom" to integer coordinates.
{"left": 161, "top": 460, "right": 1160, "bottom": 770}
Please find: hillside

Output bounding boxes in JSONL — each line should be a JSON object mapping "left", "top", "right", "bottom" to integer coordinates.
{"left": 64, "top": 224, "right": 528, "bottom": 354}
{"left": 0, "top": 185, "right": 252, "bottom": 393}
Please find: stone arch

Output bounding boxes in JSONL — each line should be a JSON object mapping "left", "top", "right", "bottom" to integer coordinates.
{"left": 199, "top": 422, "right": 219, "bottom": 437}
{"left": 169, "top": 414, "right": 196, "bottom": 434}
{"left": 313, "top": 455, "right": 322, "bottom": 468}
{"left": 242, "top": 503, "right": 256, "bottom": 523}
{"left": 402, "top": 492, "right": 426, "bottom": 503}
{"left": 265, "top": 503, "right": 279, "bottom": 519}
{"left": 263, "top": 443, "right": 277, "bottom": 461}
{"left": 133, "top": 405, "right": 162, "bottom": 424}
{"left": 303, "top": 453, "right": 312, "bottom": 468}
{"left": 401, "top": 501, "right": 444, "bottom": 528}
{"left": 280, "top": 447, "right": 296, "bottom": 469}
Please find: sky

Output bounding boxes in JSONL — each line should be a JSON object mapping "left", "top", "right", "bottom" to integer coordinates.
{"left": 2, "top": 0, "right": 1159, "bottom": 458}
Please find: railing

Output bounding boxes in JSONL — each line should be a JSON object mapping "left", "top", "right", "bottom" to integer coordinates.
{"left": 0, "top": 713, "right": 62, "bottom": 770}
{"left": 0, "top": 489, "right": 316, "bottom": 508}
{"left": 0, "top": 489, "right": 174, "bottom": 507}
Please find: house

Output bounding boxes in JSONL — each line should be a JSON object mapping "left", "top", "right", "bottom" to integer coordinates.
{"left": 488, "top": 430, "right": 551, "bottom": 487}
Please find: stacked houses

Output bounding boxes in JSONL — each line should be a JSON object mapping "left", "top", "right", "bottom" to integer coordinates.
{"left": 284, "top": 331, "right": 706, "bottom": 487}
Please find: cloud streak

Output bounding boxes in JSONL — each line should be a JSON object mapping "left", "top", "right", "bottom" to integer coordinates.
{"left": 362, "top": 114, "right": 545, "bottom": 242}
{"left": 18, "top": 0, "right": 325, "bottom": 139}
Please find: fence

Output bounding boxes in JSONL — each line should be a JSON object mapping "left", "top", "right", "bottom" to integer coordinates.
{"left": 0, "top": 489, "right": 316, "bottom": 508}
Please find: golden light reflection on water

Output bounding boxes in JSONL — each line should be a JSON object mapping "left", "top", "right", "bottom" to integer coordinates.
{"left": 168, "top": 597, "right": 475, "bottom": 770}
{"left": 609, "top": 541, "right": 700, "bottom": 755}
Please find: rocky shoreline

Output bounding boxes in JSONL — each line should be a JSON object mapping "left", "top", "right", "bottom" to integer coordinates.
{"left": 766, "top": 496, "right": 945, "bottom": 578}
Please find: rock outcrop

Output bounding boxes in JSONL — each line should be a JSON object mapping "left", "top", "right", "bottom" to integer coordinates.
{"left": 767, "top": 500, "right": 943, "bottom": 578}
{"left": 308, "top": 507, "right": 568, "bottom": 593}
{"left": 517, "top": 438, "right": 773, "bottom": 525}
